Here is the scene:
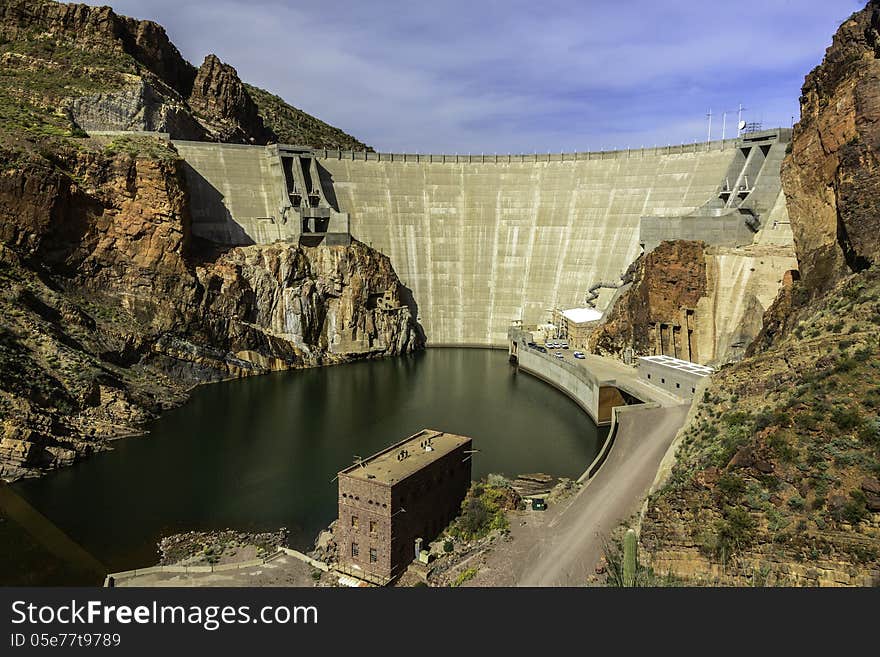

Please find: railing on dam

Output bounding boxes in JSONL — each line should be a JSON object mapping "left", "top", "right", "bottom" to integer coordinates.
{"left": 314, "top": 138, "right": 742, "bottom": 164}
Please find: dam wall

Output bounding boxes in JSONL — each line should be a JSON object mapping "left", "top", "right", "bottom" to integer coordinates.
{"left": 318, "top": 143, "right": 739, "bottom": 345}
{"left": 173, "top": 136, "right": 794, "bottom": 346}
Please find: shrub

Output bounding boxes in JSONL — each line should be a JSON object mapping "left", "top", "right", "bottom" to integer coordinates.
{"left": 831, "top": 490, "right": 868, "bottom": 525}
{"left": 831, "top": 406, "right": 863, "bottom": 431}
{"left": 450, "top": 568, "right": 478, "bottom": 587}
{"left": 711, "top": 506, "right": 757, "bottom": 561}
{"left": 857, "top": 419, "right": 880, "bottom": 447}
{"left": 723, "top": 411, "right": 751, "bottom": 427}
{"left": 788, "top": 495, "right": 805, "bottom": 510}
{"left": 717, "top": 473, "right": 745, "bottom": 501}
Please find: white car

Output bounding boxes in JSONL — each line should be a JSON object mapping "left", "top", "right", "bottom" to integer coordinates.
{"left": 554, "top": 352, "right": 564, "bottom": 359}
{"left": 546, "top": 342, "right": 557, "bottom": 349}
{"left": 573, "top": 351, "right": 585, "bottom": 359}
{"left": 561, "top": 342, "right": 569, "bottom": 349}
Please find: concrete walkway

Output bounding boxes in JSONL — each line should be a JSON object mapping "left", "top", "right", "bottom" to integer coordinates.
{"left": 467, "top": 403, "right": 690, "bottom": 587}
{"left": 570, "top": 351, "right": 685, "bottom": 408}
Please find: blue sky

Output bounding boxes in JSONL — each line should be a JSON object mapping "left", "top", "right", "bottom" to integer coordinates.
{"left": 93, "top": 0, "right": 865, "bottom": 152}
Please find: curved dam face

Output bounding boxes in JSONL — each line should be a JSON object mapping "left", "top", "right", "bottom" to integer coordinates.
{"left": 320, "top": 149, "right": 735, "bottom": 345}
{"left": 175, "top": 135, "right": 789, "bottom": 346}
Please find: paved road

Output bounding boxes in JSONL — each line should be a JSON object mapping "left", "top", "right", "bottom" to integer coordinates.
{"left": 468, "top": 403, "right": 690, "bottom": 587}
{"left": 539, "top": 346, "right": 685, "bottom": 408}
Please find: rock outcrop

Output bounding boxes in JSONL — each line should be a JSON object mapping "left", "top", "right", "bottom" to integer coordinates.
{"left": 589, "top": 241, "right": 706, "bottom": 361}
{"left": 188, "top": 55, "right": 274, "bottom": 144}
{"left": 782, "top": 0, "right": 880, "bottom": 295}
{"left": 0, "top": 0, "right": 368, "bottom": 148}
{"left": 0, "top": 138, "right": 422, "bottom": 481}
{"left": 589, "top": 241, "right": 797, "bottom": 366}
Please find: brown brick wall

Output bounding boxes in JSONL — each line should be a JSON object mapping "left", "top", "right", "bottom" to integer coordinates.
{"left": 337, "top": 439, "right": 472, "bottom": 580}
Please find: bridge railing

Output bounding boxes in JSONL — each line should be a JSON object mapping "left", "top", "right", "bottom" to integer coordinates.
{"left": 316, "top": 138, "right": 741, "bottom": 164}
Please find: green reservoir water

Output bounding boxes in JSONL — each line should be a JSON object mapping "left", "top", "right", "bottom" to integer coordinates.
{"left": 12, "top": 349, "right": 606, "bottom": 575}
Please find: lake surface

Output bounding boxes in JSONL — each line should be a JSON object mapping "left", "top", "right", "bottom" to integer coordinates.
{"left": 12, "top": 348, "right": 606, "bottom": 576}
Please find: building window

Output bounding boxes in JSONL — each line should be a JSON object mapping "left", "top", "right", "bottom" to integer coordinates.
{"left": 370, "top": 520, "right": 378, "bottom": 534}
{"left": 691, "top": 387, "right": 696, "bottom": 394}
{"left": 351, "top": 542, "right": 359, "bottom": 558}
{"left": 661, "top": 378, "right": 665, "bottom": 384}
{"left": 351, "top": 515, "right": 358, "bottom": 529}
{"left": 676, "top": 382, "right": 680, "bottom": 389}
{"left": 647, "top": 373, "right": 651, "bottom": 379}
{"left": 369, "top": 547, "right": 377, "bottom": 563}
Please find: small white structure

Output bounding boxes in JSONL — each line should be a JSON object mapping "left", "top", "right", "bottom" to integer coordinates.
{"left": 637, "top": 355, "right": 714, "bottom": 398}
{"left": 561, "top": 307, "right": 603, "bottom": 324}
{"left": 557, "top": 307, "right": 603, "bottom": 349}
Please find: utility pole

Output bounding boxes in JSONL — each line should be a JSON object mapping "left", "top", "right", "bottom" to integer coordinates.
{"left": 706, "top": 109, "right": 713, "bottom": 144}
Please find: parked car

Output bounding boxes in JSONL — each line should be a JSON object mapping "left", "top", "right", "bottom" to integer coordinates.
{"left": 573, "top": 351, "right": 585, "bottom": 359}
{"left": 554, "top": 352, "right": 564, "bottom": 359}
{"left": 561, "top": 342, "right": 569, "bottom": 349}
{"left": 535, "top": 345, "right": 547, "bottom": 353}
{"left": 546, "top": 341, "right": 556, "bottom": 349}
{"left": 527, "top": 342, "right": 537, "bottom": 348}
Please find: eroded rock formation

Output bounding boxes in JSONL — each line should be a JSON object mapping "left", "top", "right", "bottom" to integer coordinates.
{"left": 589, "top": 240, "right": 796, "bottom": 366}
{"left": 188, "top": 55, "right": 274, "bottom": 144}
{"left": 0, "top": 0, "right": 369, "bottom": 148}
{"left": 782, "top": 0, "right": 880, "bottom": 294}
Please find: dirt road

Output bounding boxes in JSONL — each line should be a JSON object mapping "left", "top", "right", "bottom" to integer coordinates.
{"left": 467, "top": 403, "right": 689, "bottom": 586}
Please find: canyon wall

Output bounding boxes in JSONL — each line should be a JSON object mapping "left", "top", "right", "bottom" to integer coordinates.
{"left": 0, "top": 139, "right": 422, "bottom": 481}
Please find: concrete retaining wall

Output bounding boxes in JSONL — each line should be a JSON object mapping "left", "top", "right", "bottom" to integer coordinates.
{"left": 517, "top": 348, "right": 604, "bottom": 424}
{"left": 103, "top": 547, "right": 328, "bottom": 586}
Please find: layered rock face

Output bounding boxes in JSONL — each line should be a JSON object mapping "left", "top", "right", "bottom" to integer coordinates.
{"left": 589, "top": 241, "right": 706, "bottom": 361}
{"left": 782, "top": 0, "right": 880, "bottom": 294}
{"left": 589, "top": 241, "right": 797, "bottom": 366}
{"left": 0, "top": 139, "right": 422, "bottom": 481}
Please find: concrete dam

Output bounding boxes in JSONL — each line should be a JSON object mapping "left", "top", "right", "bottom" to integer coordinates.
{"left": 175, "top": 129, "right": 792, "bottom": 346}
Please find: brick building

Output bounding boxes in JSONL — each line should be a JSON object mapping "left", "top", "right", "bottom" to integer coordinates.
{"left": 336, "top": 429, "right": 473, "bottom": 583}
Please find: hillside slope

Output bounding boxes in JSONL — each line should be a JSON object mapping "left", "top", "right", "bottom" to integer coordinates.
{"left": 0, "top": 0, "right": 369, "bottom": 149}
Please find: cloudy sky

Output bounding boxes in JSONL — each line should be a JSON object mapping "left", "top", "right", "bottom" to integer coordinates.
{"left": 93, "top": 0, "right": 864, "bottom": 152}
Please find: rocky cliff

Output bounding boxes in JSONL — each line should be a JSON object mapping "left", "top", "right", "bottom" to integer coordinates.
{"left": 782, "top": 0, "right": 880, "bottom": 295}
{"left": 0, "top": 136, "right": 422, "bottom": 481}
{"left": 0, "top": 0, "right": 370, "bottom": 149}
{"left": 589, "top": 240, "right": 796, "bottom": 367}
{"left": 636, "top": 2, "right": 880, "bottom": 586}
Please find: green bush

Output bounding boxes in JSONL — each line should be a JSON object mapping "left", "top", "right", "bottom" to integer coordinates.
{"left": 450, "top": 568, "right": 477, "bottom": 587}
{"left": 857, "top": 420, "right": 880, "bottom": 446}
{"left": 831, "top": 406, "right": 863, "bottom": 431}
{"left": 448, "top": 482, "right": 511, "bottom": 541}
{"left": 717, "top": 472, "right": 745, "bottom": 501}
{"left": 713, "top": 506, "right": 757, "bottom": 560}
